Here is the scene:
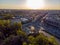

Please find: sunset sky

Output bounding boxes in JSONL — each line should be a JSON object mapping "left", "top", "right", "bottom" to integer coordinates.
{"left": 0, "top": 0, "right": 60, "bottom": 10}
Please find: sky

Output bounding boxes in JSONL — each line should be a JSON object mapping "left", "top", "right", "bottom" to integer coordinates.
{"left": 0, "top": 0, "right": 60, "bottom": 10}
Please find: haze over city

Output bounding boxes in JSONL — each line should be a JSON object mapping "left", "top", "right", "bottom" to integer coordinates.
{"left": 0, "top": 0, "right": 60, "bottom": 10}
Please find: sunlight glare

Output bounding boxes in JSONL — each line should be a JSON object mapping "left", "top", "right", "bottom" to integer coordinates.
{"left": 26, "top": 0, "right": 45, "bottom": 9}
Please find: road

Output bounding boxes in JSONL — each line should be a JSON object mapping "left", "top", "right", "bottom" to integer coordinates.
{"left": 22, "top": 13, "right": 60, "bottom": 45}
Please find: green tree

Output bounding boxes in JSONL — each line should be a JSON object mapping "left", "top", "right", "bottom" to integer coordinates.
{"left": 48, "top": 36, "right": 58, "bottom": 45}
{"left": 28, "top": 36, "right": 37, "bottom": 45}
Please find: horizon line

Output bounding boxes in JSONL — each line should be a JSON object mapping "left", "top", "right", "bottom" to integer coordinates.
{"left": 0, "top": 9, "right": 60, "bottom": 10}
